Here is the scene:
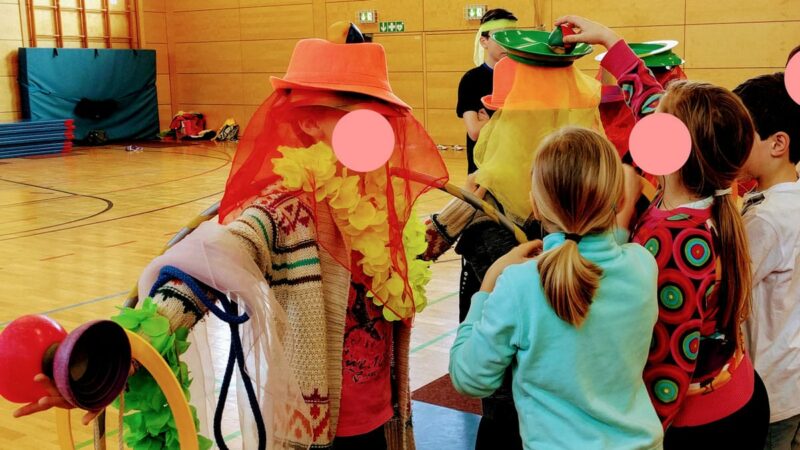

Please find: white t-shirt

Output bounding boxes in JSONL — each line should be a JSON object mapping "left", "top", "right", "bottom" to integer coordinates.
{"left": 743, "top": 177, "right": 800, "bottom": 423}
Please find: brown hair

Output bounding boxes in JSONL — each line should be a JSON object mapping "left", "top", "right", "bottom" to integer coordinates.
{"left": 660, "top": 80, "right": 754, "bottom": 343}
{"left": 531, "top": 127, "right": 624, "bottom": 326}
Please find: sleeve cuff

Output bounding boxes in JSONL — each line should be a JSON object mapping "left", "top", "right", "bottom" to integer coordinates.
{"left": 600, "top": 40, "right": 639, "bottom": 79}
{"left": 464, "top": 291, "right": 490, "bottom": 323}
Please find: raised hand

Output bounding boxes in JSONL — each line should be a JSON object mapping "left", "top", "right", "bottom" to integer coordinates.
{"left": 553, "top": 15, "right": 621, "bottom": 49}
{"left": 481, "top": 240, "right": 544, "bottom": 293}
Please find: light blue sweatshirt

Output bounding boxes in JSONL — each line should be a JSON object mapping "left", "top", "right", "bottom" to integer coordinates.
{"left": 450, "top": 232, "right": 663, "bottom": 450}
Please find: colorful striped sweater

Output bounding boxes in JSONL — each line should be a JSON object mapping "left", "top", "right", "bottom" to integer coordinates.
{"left": 149, "top": 187, "right": 414, "bottom": 449}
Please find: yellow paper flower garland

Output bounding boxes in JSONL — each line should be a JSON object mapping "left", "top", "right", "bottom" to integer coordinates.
{"left": 272, "top": 142, "right": 432, "bottom": 321}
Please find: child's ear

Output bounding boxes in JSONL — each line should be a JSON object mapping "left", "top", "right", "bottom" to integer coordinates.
{"left": 770, "top": 131, "right": 790, "bottom": 158}
{"left": 479, "top": 35, "right": 490, "bottom": 49}
{"left": 298, "top": 117, "right": 325, "bottom": 140}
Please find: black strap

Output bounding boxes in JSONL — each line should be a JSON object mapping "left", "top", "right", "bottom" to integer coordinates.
{"left": 151, "top": 266, "right": 266, "bottom": 450}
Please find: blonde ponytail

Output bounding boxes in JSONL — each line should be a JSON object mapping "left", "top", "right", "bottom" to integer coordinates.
{"left": 530, "top": 127, "right": 624, "bottom": 327}
{"left": 537, "top": 239, "right": 603, "bottom": 326}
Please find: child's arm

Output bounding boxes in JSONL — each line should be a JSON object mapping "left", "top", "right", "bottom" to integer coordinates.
{"left": 556, "top": 15, "right": 665, "bottom": 121}
{"left": 449, "top": 269, "right": 525, "bottom": 397}
{"left": 449, "top": 241, "right": 541, "bottom": 396}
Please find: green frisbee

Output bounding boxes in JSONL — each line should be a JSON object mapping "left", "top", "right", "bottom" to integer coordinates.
{"left": 492, "top": 30, "right": 593, "bottom": 67}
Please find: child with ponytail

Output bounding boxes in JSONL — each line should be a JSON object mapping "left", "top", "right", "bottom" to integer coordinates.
{"left": 449, "top": 127, "right": 664, "bottom": 450}
{"left": 559, "top": 15, "right": 770, "bottom": 448}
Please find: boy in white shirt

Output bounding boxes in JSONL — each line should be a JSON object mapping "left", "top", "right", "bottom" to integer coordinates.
{"left": 735, "top": 73, "right": 800, "bottom": 450}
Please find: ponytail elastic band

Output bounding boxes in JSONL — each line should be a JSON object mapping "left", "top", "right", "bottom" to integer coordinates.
{"left": 714, "top": 188, "right": 732, "bottom": 197}
{"left": 564, "top": 233, "right": 583, "bottom": 243}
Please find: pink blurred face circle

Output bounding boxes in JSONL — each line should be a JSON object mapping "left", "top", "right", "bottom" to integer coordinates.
{"left": 332, "top": 110, "right": 395, "bottom": 172}
{"left": 629, "top": 112, "right": 692, "bottom": 176}
{"left": 786, "top": 53, "right": 800, "bottom": 105}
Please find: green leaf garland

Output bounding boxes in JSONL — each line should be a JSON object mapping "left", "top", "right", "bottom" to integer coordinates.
{"left": 111, "top": 298, "right": 213, "bottom": 450}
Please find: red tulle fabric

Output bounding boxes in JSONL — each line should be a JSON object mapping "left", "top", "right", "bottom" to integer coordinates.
{"left": 219, "top": 89, "right": 449, "bottom": 320}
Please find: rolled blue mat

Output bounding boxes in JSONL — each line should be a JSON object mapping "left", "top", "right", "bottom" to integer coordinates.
{"left": 0, "top": 132, "right": 71, "bottom": 146}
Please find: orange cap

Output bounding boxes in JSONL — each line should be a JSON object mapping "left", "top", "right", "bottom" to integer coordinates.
{"left": 481, "top": 57, "right": 517, "bottom": 110}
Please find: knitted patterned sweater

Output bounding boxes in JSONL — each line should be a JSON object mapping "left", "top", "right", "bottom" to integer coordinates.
{"left": 149, "top": 187, "right": 414, "bottom": 449}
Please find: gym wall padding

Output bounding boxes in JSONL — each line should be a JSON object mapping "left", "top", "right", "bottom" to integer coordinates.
{"left": 18, "top": 48, "right": 159, "bottom": 141}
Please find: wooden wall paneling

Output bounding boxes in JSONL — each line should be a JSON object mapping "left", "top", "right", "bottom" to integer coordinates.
{"left": 425, "top": 71, "right": 460, "bottom": 110}
{"left": 312, "top": 0, "right": 326, "bottom": 38}
{"left": 109, "top": 13, "right": 130, "bottom": 38}
{"left": 685, "top": 22, "right": 800, "bottom": 69}
{"left": 686, "top": 68, "right": 782, "bottom": 90}
{"left": 373, "top": 34, "right": 423, "bottom": 72}
{"left": 171, "top": 0, "right": 241, "bottom": 12}
{"left": 0, "top": 75, "right": 20, "bottom": 112}
{"left": 158, "top": 103, "right": 172, "bottom": 129}
{"left": 32, "top": 8, "right": 56, "bottom": 37}
{"left": 241, "top": 72, "right": 281, "bottom": 105}
{"left": 240, "top": 4, "right": 315, "bottom": 40}
{"left": 241, "top": 0, "right": 312, "bottom": 6}
{"left": 425, "top": 32, "right": 473, "bottom": 72}
{"left": 142, "top": 0, "right": 165, "bottom": 12}
{"left": 325, "top": 0, "right": 424, "bottom": 33}
{"left": 174, "top": 42, "right": 244, "bottom": 74}
{"left": 686, "top": 0, "right": 800, "bottom": 24}
{"left": 412, "top": 108, "right": 425, "bottom": 127}
{"left": 60, "top": 11, "right": 81, "bottom": 38}
{"left": 171, "top": 9, "right": 241, "bottom": 43}
{"left": 551, "top": 0, "right": 685, "bottom": 27}
{"left": 388, "top": 71, "right": 424, "bottom": 108}
{"left": 423, "top": 0, "right": 539, "bottom": 32}
{"left": 146, "top": 43, "right": 170, "bottom": 73}
{"left": 426, "top": 108, "right": 464, "bottom": 146}
{"left": 241, "top": 39, "right": 297, "bottom": 73}
{"left": 0, "top": 40, "right": 21, "bottom": 78}
{"left": 156, "top": 73, "right": 171, "bottom": 104}
{"left": 242, "top": 104, "right": 260, "bottom": 131}
{"left": 141, "top": 11, "right": 167, "bottom": 43}
{"left": 174, "top": 73, "right": 244, "bottom": 105}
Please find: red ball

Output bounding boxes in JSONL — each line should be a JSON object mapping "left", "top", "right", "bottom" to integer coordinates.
{"left": 0, "top": 315, "right": 67, "bottom": 403}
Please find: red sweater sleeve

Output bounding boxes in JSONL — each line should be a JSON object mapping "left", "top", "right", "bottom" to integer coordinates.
{"left": 600, "top": 40, "right": 665, "bottom": 121}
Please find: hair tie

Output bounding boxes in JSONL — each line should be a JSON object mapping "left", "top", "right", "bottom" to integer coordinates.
{"left": 564, "top": 233, "right": 583, "bottom": 243}
{"left": 714, "top": 187, "right": 733, "bottom": 197}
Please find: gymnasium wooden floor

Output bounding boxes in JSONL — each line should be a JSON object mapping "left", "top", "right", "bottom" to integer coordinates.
{"left": 0, "top": 141, "right": 468, "bottom": 448}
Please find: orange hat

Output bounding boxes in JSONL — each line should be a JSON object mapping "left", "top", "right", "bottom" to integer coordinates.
{"left": 481, "top": 57, "right": 517, "bottom": 110}
{"left": 270, "top": 39, "right": 409, "bottom": 110}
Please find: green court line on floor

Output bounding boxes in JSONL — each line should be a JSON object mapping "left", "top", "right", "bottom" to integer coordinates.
{"left": 411, "top": 327, "right": 458, "bottom": 354}
{"left": 426, "top": 291, "right": 457, "bottom": 307}
{"left": 0, "top": 289, "right": 128, "bottom": 328}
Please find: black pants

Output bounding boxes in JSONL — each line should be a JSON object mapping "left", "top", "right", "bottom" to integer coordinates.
{"left": 664, "top": 372, "right": 770, "bottom": 450}
{"left": 332, "top": 424, "right": 387, "bottom": 450}
{"left": 475, "top": 373, "right": 523, "bottom": 450}
{"left": 459, "top": 259, "right": 482, "bottom": 323}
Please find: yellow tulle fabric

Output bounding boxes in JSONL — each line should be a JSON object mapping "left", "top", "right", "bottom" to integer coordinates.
{"left": 474, "top": 62, "right": 604, "bottom": 223}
